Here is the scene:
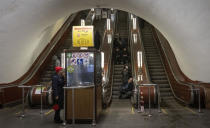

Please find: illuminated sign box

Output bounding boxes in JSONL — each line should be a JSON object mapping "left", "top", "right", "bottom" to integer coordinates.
{"left": 72, "top": 26, "right": 94, "bottom": 47}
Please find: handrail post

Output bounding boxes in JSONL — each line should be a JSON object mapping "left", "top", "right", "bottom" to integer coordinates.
{"left": 18, "top": 85, "right": 32, "bottom": 118}
{"left": 62, "top": 88, "right": 67, "bottom": 126}
{"left": 137, "top": 87, "right": 141, "bottom": 113}
{"left": 40, "top": 85, "right": 43, "bottom": 115}
{"left": 92, "top": 85, "right": 96, "bottom": 126}
{"left": 148, "top": 86, "right": 152, "bottom": 117}
{"left": 198, "top": 85, "right": 201, "bottom": 113}
{"left": 158, "top": 86, "right": 161, "bottom": 113}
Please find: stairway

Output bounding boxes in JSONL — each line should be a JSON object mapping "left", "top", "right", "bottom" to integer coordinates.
{"left": 39, "top": 12, "right": 106, "bottom": 86}
{"left": 117, "top": 11, "right": 128, "bottom": 39}
{"left": 112, "top": 64, "right": 124, "bottom": 99}
{"left": 112, "top": 11, "right": 130, "bottom": 99}
{"left": 39, "top": 31, "right": 72, "bottom": 86}
{"left": 141, "top": 23, "right": 179, "bottom": 107}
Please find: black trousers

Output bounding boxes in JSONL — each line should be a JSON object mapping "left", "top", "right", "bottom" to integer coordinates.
{"left": 53, "top": 94, "right": 64, "bottom": 121}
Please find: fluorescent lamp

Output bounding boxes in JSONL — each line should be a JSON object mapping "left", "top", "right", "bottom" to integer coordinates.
{"left": 107, "top": 34, "right": 112, "bottom": 44}
{"left": 137, "top": 51, "right": 142, "bottom": 68}
{"left": 133, "top": 33, "right": 137, "bottom": 43}
{"left": 107, "top": 18, "right": 111, "bottom": 31}
{"left": 91, "top": 8, "right": 95, "bottom": 12}
{"left": 61, "top": 53, "right": 65, "bottom": 69}
{"left": 81, "top": 19, "right": 85, "bottom": 26}
{"left": 133, "top": 17, "right": 136, "bottom": 30}
{"left": 101, "top": 52, "right": 104, "bottom": 69}
{"left": 80, "top": 47, "right": 88, "bottom": 50}
{"left": 130, "top": 14, "right": 133, "bottom": 20}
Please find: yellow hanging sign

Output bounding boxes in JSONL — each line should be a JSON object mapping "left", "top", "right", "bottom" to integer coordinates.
{"left": 72, "top": 26, "right": 94, "bottom": 47}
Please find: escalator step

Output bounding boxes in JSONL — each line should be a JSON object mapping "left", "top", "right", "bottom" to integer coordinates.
{"left": 152, "top": 80, "right": 169, "bottom": 84}
{"left": 151, "top": 76, "right": 167, "bottom": 80}
{"left": 159, "top": 84, "right": 170, "bottom": 88}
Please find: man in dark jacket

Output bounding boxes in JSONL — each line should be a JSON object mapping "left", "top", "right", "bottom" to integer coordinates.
{"left": 52, "top": 66, "right": 65, "bottom": 123}
{"left": 119, "top": 77, "right": 134, "bottom": 99}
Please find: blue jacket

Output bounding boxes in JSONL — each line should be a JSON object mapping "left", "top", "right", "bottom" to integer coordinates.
{"left": 52, "top": 74, "right": 64, "bottom": 97}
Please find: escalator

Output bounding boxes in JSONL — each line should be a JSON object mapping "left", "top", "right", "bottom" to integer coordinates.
{"left": 141, "top": 22, "right": 183, "bottom": 108}
{"left": 39, "top": 11, "right": 106, "bottom": 86}
{"left": 112, "top": 11, "right": 131, "bottom": 99}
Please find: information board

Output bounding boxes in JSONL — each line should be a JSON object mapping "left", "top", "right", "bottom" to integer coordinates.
{"left": 72, "top": 26, "right": 94, "bottom": 47}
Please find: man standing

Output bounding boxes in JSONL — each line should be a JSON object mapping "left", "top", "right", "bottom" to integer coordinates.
{"left": 52, "top": 66, "right": 65, "bottom": 123}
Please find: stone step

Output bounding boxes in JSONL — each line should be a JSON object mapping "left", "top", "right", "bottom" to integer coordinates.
{"left": 114, "top": 71, "right": 122, "bottom": 75}
{"left": 149, "top": 68, "right": 165, "bottom": 72}
{"left": 114, "top": 75, "right": 123, "bottom": 79}
{"left": 41, "top": 74, "right": 52, "bottom": 78}
{"left": 151, "top": 76, "right": 167, "bottom": 80}
{"left": 112, "top": 95, "right": 119, "bottom": 99}
{"left": 158, "top": 84, "right": 171, "bottom": 88}
{"left": 45, "top": 71, "right": 55, "bottom": 74}
{"left": 114, "top": 68, "right": 123, "bottom": 71}
{"left": 148, "top": 65, "right": 163, "bottom": 69}
{"left": 145, "top": 54, "right": 160, "bottom": 58}
{"left": 112, "top": 86, "right": 120, "bottom": 91}
{"left": 147, "top": 59, "right": 161, "bottom": 63}
{"left": 114, "top": 65, "right": 124, "bottom": 68}
{"left": 113, "top": 82, "right": 123, "bottom": 86}
{"left": 112, "top": 90, "right": 120, "bottom": 95}
{"left": 113, "top": 78, "right": 122, "bottom": 82}
{"left": 159, "top": 88, "right": 171, "bottom": 92}
{"left": 146, "top": 56, "right": 160, "bottom": 59}
{"left": 161, "top": 96, "right": 174, "bottom": 100}
{"left": 150, "top": 72, "right": 166, "bottom": 76}
{"left": 160, "top": 92, "right": 173, "bottom": 97}
{"left": 152, "top": 80, "right": 169, "bottom": 84}
{"left": 40, "top": 78, "right": 51, "bottom": 82}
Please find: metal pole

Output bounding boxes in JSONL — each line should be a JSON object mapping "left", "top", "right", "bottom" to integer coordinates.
{"left": 148, "top": 86, "right": 152, "bottom": 117}
{"left": 137, "top": 89, "right": 141, "bottom": 113}
{"left": 72, "top": 88, "right": 75, "bottom": 125}
{"left": 198, "top": 85, "right": 201, "bottom": 113}
{"left": 21, "top": 87, "right": 25, "bottom": 118}
{"left": 158, "top": 87, "right": 161, "bottom": 113}
{"left": 40, "top": 85, "right": 43, "bottom": 115}
{"left": 62, "top": 88, "right": 67, "bottom": 126}
{"left": 92, "top": 86, "right": 96, "bottom": 126}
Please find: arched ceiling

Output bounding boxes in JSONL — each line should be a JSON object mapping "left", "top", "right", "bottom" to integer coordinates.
{"left": 0, "top": 0, "right": 210, "bottom": 83}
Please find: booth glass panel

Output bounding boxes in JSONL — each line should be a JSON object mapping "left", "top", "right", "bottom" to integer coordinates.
{"left": 66, "top": 52, "right": 94, "bottom": 86}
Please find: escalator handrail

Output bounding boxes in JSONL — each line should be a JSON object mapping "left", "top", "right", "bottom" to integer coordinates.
{"left": 14, "top": 13, "right": 78, "bottom": 85}
{"left": 1, "top": 10, "right": 96, "bottom": 88}
{"left": 152, "top": 28, "right": 194, "bottom": 104}
{"left": 102, "top": 11, "right": 117, "bottom": 105}
{"left": 128, "top": 14, "right": 137, "bottom": 82}
{"left": 138, "top": 21, "right": 152, "bottom": 83}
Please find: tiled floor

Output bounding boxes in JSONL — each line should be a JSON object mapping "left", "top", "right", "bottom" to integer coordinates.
{"left": 0, "top": 99, "right": 209, "bottom": 128}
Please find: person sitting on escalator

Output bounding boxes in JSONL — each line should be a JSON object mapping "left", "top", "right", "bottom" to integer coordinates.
{"left": 119, "top": 77, "right": 134, "bottom": 99}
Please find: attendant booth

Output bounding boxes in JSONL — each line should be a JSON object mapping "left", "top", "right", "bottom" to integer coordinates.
{"left": 63, "top": 25, "right": 102, "bottom": 124}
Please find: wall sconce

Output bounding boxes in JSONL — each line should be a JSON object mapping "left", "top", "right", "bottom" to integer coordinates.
{"left": 133, "top": 33, "right": 137, "bottom": 43}
{"left": 107, "top": 18, "right": 111, "bottom": 31}
{"left": 133, "top": 17, "right": 137, "bottom": 30}
{"left": 130, "top": 14, "right": 133, "bottom": 20}
{"left": 61, "top": 52, "right": 65, "bottom": 69}
{"left": 137, "top": 51, "right": 142, "bottom": 68}
{"left": 91, "top": 8, "right": 95, "bottom": 12}
{"left": 101, "top": 52, "right": 104, "bottom": 69}
{"left": 138, "top": 75, "right": 143, "bottom": 81}
{"left": 107, "top": 34, "right": 112, "bottom": 44}
{"left": 81, "top": 19, "right": 85, "bottom": 26}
